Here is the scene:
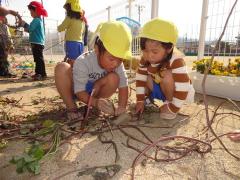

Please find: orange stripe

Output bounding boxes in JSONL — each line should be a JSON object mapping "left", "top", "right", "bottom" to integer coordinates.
{"left": 171, "top": 58, "right": 185, "bottom": 69}
{"left": 136, "top": 80, "right": 146, "bottom": 87}
{"left": 169, "top": 103, "right": 180, "bottom": 113}
{"left": 173, "top": 91, "right": 188, "bottom": 100}
{"left": 166, "top": 62, "right": 171, "bottom": 69}
{"left": 137, "top": 69, "right": 148, "bottom": 75}
{"left": 172, "top": 73, "right": 190, "bottom": 82}
{"left": 136, "top": 94, "right": 145, "bottom": 101}
{"left": 148, "top": 66, "right": 159, "bottom": 74}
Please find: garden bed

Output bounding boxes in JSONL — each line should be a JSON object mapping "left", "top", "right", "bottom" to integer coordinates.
{"left": 190, "top": 71, "right": 240, "bottom": 101}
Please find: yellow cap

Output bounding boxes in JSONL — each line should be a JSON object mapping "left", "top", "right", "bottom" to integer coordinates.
{"left": 139, "top": 18, "right": 178, "bottom": 45}
{"left": 65, "top": 0, "right": 82, "bottom": 12}
{"left": 98, "top": 21, "right": 132, "bottom": 60}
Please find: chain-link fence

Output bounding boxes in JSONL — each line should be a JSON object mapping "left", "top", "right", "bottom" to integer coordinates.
{"left": 6, "top": 0, "right": 240, "bottom": 62}
{"left": 205, "top": 0, "right": 240, "bottom": 57}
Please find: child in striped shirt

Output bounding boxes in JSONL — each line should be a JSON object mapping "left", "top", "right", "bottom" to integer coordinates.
{"left": 135, "top": 18, "right": 195, "bottom": 120}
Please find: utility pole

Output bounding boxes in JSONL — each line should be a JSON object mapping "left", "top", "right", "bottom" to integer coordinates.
{"left": 40, "top": 0, "right": 46, "bottom": 34}
{"left": 106, "top": 6, "right": 111, "bottom": 21}
{"left": 151, "top": 0, "right": 159, "bottom": 18}
{"left": 128, "top": 0, "right": 132, "bottom": 19}
{"left": 197, "top": 0, "right": 209, "bottom": 60}
{"left": 136, "top": 4, "right": 145, "bottom": 23}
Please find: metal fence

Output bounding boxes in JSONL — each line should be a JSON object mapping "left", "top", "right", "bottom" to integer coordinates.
{"left": 205, "top": 0, "right": 240, "bottom": 57}
{"left": 7, "top": 0, "right": 240, "bottom": 62}
{"left": 87, "top": 0, "right": 201, "bottom": 57}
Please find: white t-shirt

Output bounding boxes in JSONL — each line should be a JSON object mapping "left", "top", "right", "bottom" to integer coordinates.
{"left": 73, "top": 51, "right": 128, "bottom": 94}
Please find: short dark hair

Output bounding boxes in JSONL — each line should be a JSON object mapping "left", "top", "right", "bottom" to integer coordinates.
{"left": 95, "top": 37, "right": 106, "bottom": 56}
{"left": 64, "top": 3, "right": 82, "bottom": 19}
{"left": 140, "top": 37, "right": 173, "bottom": 63}
{"left": 140, "top": 37, "right": 173, "bottom": 50}
{"left": 28, "top": 5, "right": 36, "bottom": 11}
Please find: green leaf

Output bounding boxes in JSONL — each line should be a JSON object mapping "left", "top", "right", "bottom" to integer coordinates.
{"left": 28, "top": 143, "right": 44, "bottom": 160}
{"left": 23, "top": 154, "right": 35, "bottom": 163}
{"left": 10, "top": 156, "right": 22, "bottom": 164}
{"left": 28, "top": 161, "right": 41, "bottom": 175}
{"left": 42, "top": 120, "right": 55, "bottom": 128}
{"left": 10, "top": 142, "right": 45, "bottom": 175}
{"left": 33, "top": 147, "right": 44, "bottom": 160}
{"left": 16, "top": 158, "right": 25, "bottom": 174}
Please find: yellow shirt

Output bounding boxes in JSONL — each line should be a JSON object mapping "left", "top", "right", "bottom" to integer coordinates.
{"left": 57, "top": 17, "right": 85, "bottom": 42}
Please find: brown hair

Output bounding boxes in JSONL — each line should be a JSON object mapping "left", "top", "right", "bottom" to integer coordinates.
{"left": 95, "top": 37, "right": 106, "bottom": 56}
{"left": 140, "top": 37, "right": 173, "bottom": 63}
{"left": 64, "top": 3, "right": 82, "bottom": 19}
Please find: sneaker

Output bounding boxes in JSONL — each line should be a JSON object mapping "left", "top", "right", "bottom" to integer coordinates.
{"left": 32, "top": 74, "right": 47, "bottom": 81}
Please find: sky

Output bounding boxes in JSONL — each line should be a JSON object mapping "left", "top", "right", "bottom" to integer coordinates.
{"left": 3, "top": 0, "right": 203, "bottom": 37}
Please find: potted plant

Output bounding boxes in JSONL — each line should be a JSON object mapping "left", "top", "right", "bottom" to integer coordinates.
{"left": 190, "top": 58, "right": 240, "bottom": 101}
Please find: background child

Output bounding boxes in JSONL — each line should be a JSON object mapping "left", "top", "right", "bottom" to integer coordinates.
{"left": 57, "top": 0, "right": 86, "bottom": 67}
{"left": 81, "top": 10, "right": 88, "bottom": 52}
{"left": 21, "top": 1, "right": 48, "bottom": 81}
{"left": 0, "top": 16, "right": 15, "bottom": 77}
{"left": 55, "top": 21, "right": 132, "bottom": 122}
{"left": 135, "top": 18, "right": 195, "bottom": 120}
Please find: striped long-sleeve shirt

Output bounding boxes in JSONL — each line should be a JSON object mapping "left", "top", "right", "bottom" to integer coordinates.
{"left": 136, "top": 49, "right": 194, "bottom": 113}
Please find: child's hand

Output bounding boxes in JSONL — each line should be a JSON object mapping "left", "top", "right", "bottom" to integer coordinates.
{"left": 96, "top": 98, "right": 115, "bottom": 115}
{"left": 135, "top": 101, "right": 144, "bottom": 114}
{"left": 9, "top": 10, "right": 19, "bottom": 17}
{"left": 115, "top": 106, "right": 126, "bottom": 116}
{"left": 20, "top": 20, "right": 26, "bottom": 27}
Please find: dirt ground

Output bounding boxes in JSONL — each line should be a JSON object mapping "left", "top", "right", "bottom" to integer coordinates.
{"left": 0, "top": 55, "right": 240, "bottom": 180}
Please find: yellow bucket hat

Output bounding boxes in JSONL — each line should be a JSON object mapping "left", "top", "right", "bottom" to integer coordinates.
{"left": 65, "top": 0, "right": 82, "bottom": 12}
{"left": 139, "top": 18, "right": 178, "bottom": 45}
{"left": 97, "top": 21, "right": 132, "bottom": 60}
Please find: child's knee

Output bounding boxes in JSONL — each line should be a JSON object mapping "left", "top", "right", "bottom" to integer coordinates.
{"left": 106, "top": 72, "right": 120, "bottom": 85}
{"left": 55, "top": 62, "right": 71, "bottom": 75}
{"left": 161, "top": 70, "right": 173, "bottom": 84}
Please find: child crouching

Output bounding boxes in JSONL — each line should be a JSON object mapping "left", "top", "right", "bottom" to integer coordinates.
{"left": 55, "top": 21, "right": 132, "bottom": 122}
{"left": 135, "top": 18, "right": 195, "bottom": 120}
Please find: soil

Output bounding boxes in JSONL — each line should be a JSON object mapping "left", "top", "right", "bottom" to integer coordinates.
{"left": 0, "top": 55, "right": 240, "bottom": 180}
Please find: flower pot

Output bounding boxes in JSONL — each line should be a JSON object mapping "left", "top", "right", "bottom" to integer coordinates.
{"left": 190, "top": 71, "right": 240, "bottom": 101}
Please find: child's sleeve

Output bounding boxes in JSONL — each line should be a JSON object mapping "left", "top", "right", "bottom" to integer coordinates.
{"left": 57, "top": 17, "right": 70, "bottom": 32}
{"left": 136, "top": 58, "right": 148, "bottom": 102}
{"left": 25, "top": 19, "right": 40, "bottom": 33}
{"left": 73, "top": 59, "right": 89, "bottom": 94}
{"left": 168, "top": 58, "right": 191, "bottom": 113}
{"left": 116, "top": 63, "right": 128, "bottom": 88}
